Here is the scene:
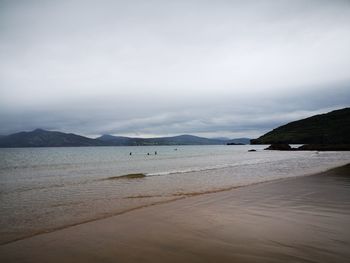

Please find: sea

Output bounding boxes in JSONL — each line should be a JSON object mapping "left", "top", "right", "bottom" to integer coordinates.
{"left": 1, "top": 145, "right": 349, "bottom": 244}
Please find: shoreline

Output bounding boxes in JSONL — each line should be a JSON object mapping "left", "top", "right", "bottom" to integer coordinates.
{"left": 1, "top": 164, "right": 350, "bottom": 262}
{"left": 2, "top": 163, "right": 347, "bottom": 246}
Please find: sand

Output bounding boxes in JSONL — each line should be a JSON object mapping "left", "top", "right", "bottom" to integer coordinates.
{"left": 1, "top": 165, "right": 350, "bottom": 263}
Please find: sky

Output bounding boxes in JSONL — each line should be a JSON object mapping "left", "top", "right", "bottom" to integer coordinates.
{"left": 0, "top": 0, "right": 350, "bottom": 138}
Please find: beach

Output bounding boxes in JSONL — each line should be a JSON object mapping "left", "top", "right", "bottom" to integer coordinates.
{"left": 2, "top": 1, "right": 350, "bottom": 262}
{"left": 1, "top": 164, "right": 350, "bottom": 263}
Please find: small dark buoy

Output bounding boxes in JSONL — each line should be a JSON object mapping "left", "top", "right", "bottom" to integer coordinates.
{"left": 155, "top": 151, "right": 157, "bottom": 155}
{"left": 129, "top": 152, "right": 132, "bottom": 155}
{"left": 147, "top": 153, "right": 150, "bottom": 155}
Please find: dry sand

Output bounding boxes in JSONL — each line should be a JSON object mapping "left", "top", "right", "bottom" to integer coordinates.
{"left": 1, "top": 165, "right": 350, "bottom": 263}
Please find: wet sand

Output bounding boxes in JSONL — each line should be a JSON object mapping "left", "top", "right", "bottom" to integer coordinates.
{"left": 1, "top": 164, "right": 350, "bottom": 263}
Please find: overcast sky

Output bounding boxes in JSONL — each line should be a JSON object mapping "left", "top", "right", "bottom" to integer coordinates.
{"left": 1, "top": 0, "right": 349, "bottom": 138}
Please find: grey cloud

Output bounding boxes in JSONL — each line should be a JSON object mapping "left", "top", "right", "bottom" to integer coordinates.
{"left": 0, "top": 0, "right": 350, "bottom": 138}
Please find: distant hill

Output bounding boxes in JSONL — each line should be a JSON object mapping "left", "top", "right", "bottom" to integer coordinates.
{"left": 251, "top": 108, "right": 350, "bottom": 144}
{"left": 0, "top": 129, "right": 250, "bottom": 147}
{"left": 0, "top": 129, "right": 108, "bottom": 147}
{"left": 226, "top": 138, "right": 251, "bottom": 145}
{"left": 144, "top": 135, "right": 226, "bottom": 145}
{"left": 96, "top": 134, "right": 229, "bottom": 146}
{"left": 97, "top": 134, "right": 134, "bottom": 146}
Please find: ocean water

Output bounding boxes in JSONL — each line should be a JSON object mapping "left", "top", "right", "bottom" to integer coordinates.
{"left": 0, "top": 145, "right": 349, "bottom": 244}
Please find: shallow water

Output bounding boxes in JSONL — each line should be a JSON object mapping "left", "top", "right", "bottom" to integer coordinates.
{"left": 0, "top": 145, "right": 349, "bottom": 244}
{"left": 1, "top": 166, "right": 350, "bottom": 263}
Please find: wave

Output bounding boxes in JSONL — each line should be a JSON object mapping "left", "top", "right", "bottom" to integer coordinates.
{"left": 104, "top": 173, "right": 146, "bottom": 180}
{"left": 95, "top": 162, "right": 255, "bottom": 181}
{"left": 5, "top": 156, "right": 308, "bottom": 197}
{"left": 145, "top": 159, "right": 270, "bottom": 177}
{"left": 2, "top": 160, "right": 272, "bottom": 196}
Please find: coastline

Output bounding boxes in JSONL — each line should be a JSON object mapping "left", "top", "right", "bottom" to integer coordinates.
{"left": 1, "top": 164, "right": 350, "bottom": 262}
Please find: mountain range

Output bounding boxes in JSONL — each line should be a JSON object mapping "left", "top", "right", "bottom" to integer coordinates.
{"left": 0, "top": 129, "right": 250, "bottom": 148}
{"left": 0, "top": 129, "right": 108, "bottom": 148}
{"left": 97, "top": 134, "right": 250, "bottom": 146}
{"left": 2, "top": 107, "right": 348, "bottom": 148}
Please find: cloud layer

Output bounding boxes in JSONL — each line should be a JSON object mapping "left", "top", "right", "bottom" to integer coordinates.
{"left": 1, "top": 0, "right": 350, "bottom": 138}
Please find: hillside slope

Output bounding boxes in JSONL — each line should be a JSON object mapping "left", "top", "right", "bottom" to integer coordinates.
{"left": 0, "top": 129, "right": 107, "bottom": 147}
{"left": 251, "top": 108, "right": 350, "bottom": 144}
{"left": 97, "top": 134, "right": 227, "bottom": 146}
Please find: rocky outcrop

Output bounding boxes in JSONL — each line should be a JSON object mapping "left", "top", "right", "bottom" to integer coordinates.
{"left": 264, "top": 143, "right": 350, "bottom": 151}
{"left": 297, "top": 144, "right": 350, "bottom": 151}
{"left": 265, "top": 144, "right": 292, "bottom": 150}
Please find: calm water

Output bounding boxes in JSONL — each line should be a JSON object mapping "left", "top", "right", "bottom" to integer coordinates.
{"left": 1, "top": 145, "right": 350, "bottom": 244}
